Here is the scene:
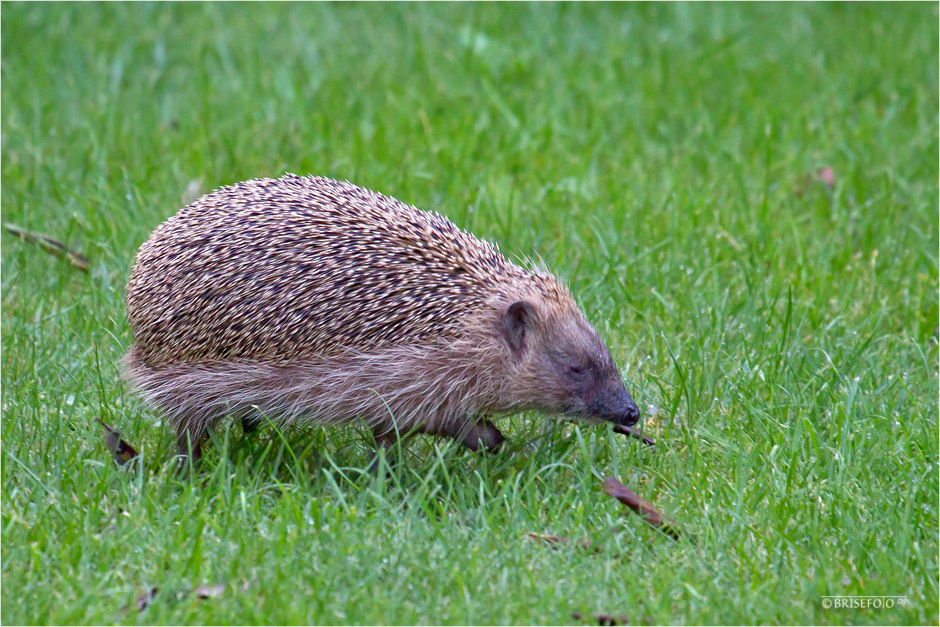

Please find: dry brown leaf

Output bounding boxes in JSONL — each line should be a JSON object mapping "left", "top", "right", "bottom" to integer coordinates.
{"left": 572, "top": 611, "right": 630, "bottom": 625}
{"left": 602, "top": 476, "right": 681, "bottom": 540}
{"left": 94, "top": 418, "right": 140, "bottom": 466}
{"left": 124, "top": 587, "right": 158, "bottom": 612}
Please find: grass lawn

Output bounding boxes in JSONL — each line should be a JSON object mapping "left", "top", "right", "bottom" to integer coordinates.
{"left": 1, "top": 3, "right": 937, "bottom": 625}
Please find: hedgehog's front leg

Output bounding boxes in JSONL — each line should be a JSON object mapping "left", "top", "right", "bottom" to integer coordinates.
{"left": 453, "top": 419, "right": 506, "bottom": 453}
{"left": 366, "top": 428, "right": 400, "bottom": 475}
{"left": 240, "top": 415, "right": 260, "bottom": 434}
{"left": 420, "top": 419, "right": 505, "bottom": 453}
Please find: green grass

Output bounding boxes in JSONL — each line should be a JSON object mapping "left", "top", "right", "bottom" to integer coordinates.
{"left": 2, "top": 2, "right": 937, "bottom": 625}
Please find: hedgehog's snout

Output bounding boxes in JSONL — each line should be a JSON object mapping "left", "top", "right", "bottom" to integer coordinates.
{"left": 619, "top": 395, "right": 641, "bottom": 427}
{"left": 592, "top": 386, "right": 640, "bottom": 427}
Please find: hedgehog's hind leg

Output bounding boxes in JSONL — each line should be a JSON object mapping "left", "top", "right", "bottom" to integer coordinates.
{"left": 168, "top": 403, "right": 228, "bottom": 469}
{"left": 123, "top": 352, "right": 232, "bottom": 469}
{"left": 172, "top": 414, "right": 216, "bottom": 469}
{"left": 175, "top": 425, "right": 205, "bottom": 467}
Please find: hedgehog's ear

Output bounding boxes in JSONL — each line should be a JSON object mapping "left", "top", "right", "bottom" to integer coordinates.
{"left": 503, "top": 300, "right": 536, "bottom": 355}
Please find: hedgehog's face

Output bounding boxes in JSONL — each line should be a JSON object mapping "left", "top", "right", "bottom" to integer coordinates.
{"left": 501, "top": 300, "right": 640, "bottom": 427}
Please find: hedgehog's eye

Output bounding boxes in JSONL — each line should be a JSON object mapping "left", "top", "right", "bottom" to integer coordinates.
{"left": 567, "top": 360, "right": 595, "bottom": 378}
{"left": 568, "top": 363, "right": 593, "bottom": 380}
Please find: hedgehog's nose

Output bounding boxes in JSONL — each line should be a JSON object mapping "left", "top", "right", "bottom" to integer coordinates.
{"left": 599, "top": 388, "right": 640, "bottom": 427}
{"left": 621, "top": 401, "right": 640, "bottom": 427}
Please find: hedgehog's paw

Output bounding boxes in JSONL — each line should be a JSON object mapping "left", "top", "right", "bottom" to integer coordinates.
{"left": 458, "top": 420, "right": 505, "bottom": 453}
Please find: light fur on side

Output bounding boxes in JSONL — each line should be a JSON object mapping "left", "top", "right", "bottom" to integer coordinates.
{"left": 123, "top": 337, "right": 525, "bottom": 448}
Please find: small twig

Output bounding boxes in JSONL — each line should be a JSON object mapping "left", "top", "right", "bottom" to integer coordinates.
{"left": 525, "top": 532, "right": 596, "bottom": 552}
{"left": 612, "top": 424, "right": 655, "bottom": 447}
{"left": 602, "top": 476, "right": 681, "bottom": 540}
{"left": 3, "top": 222, "right": 90, "bottom": 272}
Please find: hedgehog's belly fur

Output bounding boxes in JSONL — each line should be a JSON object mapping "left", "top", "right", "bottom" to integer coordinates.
{"left": 122, "top": 338, "right": 511, "bottom": 443}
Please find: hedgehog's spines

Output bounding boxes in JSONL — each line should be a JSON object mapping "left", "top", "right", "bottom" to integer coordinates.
{"left": 125, "top": 174, "right": 571, "bottom": 367}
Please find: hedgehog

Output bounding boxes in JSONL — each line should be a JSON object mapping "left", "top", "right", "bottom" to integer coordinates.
{"left": 123, "top": 174, "right": 640, "bottom": 465}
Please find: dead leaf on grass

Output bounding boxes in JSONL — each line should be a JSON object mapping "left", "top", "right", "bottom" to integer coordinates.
{"left": 94, "top": 418, "right": 139, "bottom": 466}
{"left": 602, "top": 476, "right": 682, "bottom": 541}
{"left": 572, "top": 611, "right": 630, "bottom": 625}
{"left": 123, "top": 587, "right": 158, "bottom": 612}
